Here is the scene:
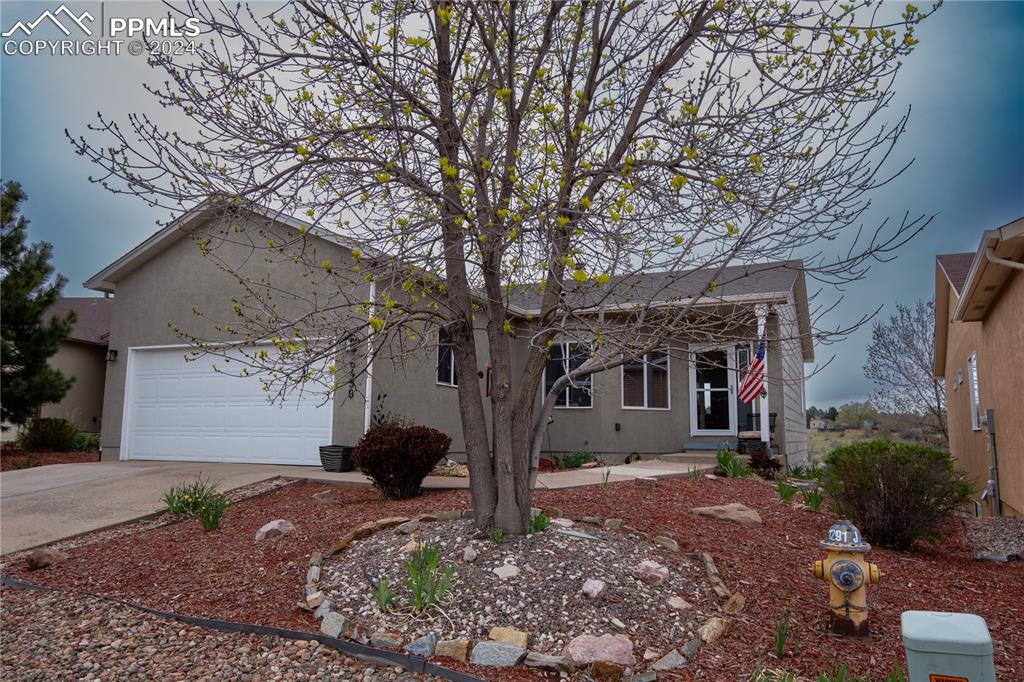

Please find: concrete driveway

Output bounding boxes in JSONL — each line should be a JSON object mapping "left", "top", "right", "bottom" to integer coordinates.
{"left": 0, "top": 461, "right": 302, "bottom": 555}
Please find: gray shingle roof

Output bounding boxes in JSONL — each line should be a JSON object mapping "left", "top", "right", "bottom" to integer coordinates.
{"left": 46, "top": 297, "right": 112, "bottom": 345}
{"left": 507, "top": 260, "right": 802, "bottom": 312}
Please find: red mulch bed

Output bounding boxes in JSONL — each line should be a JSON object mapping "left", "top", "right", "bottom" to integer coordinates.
{"left": 6, "top": 477, "right": 1023, "bottom": 680}
{"left": 0, "top": 450, "right": 99, "bottom": 471}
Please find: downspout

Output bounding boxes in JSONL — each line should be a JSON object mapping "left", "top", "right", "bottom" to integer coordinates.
{"left": 363, "top": 280, "right": 376, "bottom": 434}
{"left": 986, "top": 247, "right": 1024, "bottom": 271}
{"left": 981, "top": 408, "right": 1002, "bottom": 517}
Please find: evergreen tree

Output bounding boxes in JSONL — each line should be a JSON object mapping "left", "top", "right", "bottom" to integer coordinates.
{"left": 1, "top": 181, "right": 75, "bottom": 427}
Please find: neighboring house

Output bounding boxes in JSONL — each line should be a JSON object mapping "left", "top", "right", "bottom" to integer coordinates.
{"left": 84, "top": 200, "right": 813, "bottom": 469}
{"left": 38, "top": 297, "right": 112, "bottom": 434}
{"left": 934, "top": 216, "right": 1024, "bottom": 519}
{"left": 809, "top": 417, "right": 835, "bottom": 431}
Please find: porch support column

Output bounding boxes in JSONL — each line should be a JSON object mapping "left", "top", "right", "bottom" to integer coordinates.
{"left": 756, "top": 305, "right": 770, "bottom": 447}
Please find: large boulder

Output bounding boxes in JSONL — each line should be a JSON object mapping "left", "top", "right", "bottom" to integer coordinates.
{"left": 255, "top": 519, "right": 295, "bottom": 543}
{"left": 562, "top": 634, "right": 636, "bottom": 667}
{"left": 690, "top": 503, "right": 762, "bottom": 527}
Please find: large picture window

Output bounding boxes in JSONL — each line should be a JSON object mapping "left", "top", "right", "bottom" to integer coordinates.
{"left": 544, "top": 342, "right": 592, "bottom": 408}
{"left": 436, "top": 328, "right": 458, "bottom": 387}
{"left": 622, "top": 351, "right": 670, "bottom": 409}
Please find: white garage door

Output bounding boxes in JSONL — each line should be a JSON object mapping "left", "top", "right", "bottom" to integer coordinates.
{"left": 122, "top": 346, "right": 332, "bottom": 465}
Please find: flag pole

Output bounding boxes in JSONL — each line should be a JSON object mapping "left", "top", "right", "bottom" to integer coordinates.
{"left": 756, "top": 305, "right": 770, "bottom": 448}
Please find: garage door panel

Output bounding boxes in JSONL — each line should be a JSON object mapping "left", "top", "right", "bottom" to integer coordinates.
{"left": 123, "top": 347, "right": 331, "bottom": 464}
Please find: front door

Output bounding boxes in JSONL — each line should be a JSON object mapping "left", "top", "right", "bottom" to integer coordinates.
{"left": 689, "top": 346, "right": 737, "bottom": 436}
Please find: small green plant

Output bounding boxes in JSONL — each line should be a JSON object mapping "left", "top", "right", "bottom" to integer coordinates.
{"left": 687, "top": 466, "right": 703, "bottom": 484}
{"left": 374, "top": 578, "right": 394, "bottom": 613}
{"left": 18, "top": 417, "right": 79, "bottom": 452}
{"left": 489, "top": 528, "right": 505, "bottom": 543}
{"left": 12, "top": 452, "right": 41, "bottom": 470}
{"left": 556, "top": 449, "right": 596, "bottom": 469}
{"left": 403, "top": 542, "right": 454, "bottom": 613}
{"left": 716, "top": 447, "right": 747, "bottom": 478}
{"left": 776, "top": 480, "right": 799, "bottom": 504}
{"left": 197, "top": 493, "right": 227, "bottom": 531}
{"left": 601, "top": 467, "right": 612, "bottom": 488}
{"left": 772, "top": 610, "right": 791, "bottom": 658}
{"left": 527, "top": 513, "right": 550, "bottom": 534}
{"left": 71, "top": 432, "right": 101, "bottom": 452}
{"left": 814, "top": 662, "right": 851, "bottom": 682}
{"left": 802, "top": 488, "right": 824, "bottom": 511}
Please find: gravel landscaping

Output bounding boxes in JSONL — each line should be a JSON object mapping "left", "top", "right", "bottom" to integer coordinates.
{"left": 319, "top": 518, "right": 713, "bottom": 657}
{"left": 965, "top": 515, "right": 1024, "bottom": 560}
{"left": 3, "top": 476, "right": 1022, "bottom": 680}
{"left": 0, "top": 587, "right": 435, "bottom": 681}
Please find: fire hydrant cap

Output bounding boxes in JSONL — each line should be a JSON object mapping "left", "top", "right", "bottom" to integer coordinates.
{"left": 820, "top": 519, "right": 871, "bottom": 552}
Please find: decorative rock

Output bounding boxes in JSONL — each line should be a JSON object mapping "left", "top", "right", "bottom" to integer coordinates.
{"left": 305, "top": 591, "right": 325, "bottom": 609}
{"left": 470, "top": 641, "right": 526, "bottom": 667}
{"left": 723, "top": 592, "right": 747, "bottom": 615}
{"left": 581, "top": 516, "right": 603, "bottom": 525}
{"left": 308, "top": 550, "right": 323, "bottom": 567}
{"left": 254, "top": 519, "right": 295, "bottom": 543}
{"left": 395, "top": 520, "right": 420, "bottom": 534}
{"left": 461, "top": 509, "right": 474, "bottom": 519}
{"left": 550, "top": 517, "right": 574, "bottom": 529}
{"left": 682, "top": 638, "right": 702, "bottom": 658}
{"left": 631, "top": 672, "right": 658, "bottom": 682}
{"left": 582, "top": 578, "right": 607, "bottom": 600}
{"left": 651, "top": 649, "right": 686, "bottom": 671}
{"left": 610, "top": 617, "right": 627, "bottom": 630}
{"left": 400, "top": 540, "right": 419, "bottom": 554}
{"left": 634, "top": 477, "right": 658, "bottom": 488}
{"left": 667, "top": 596, "right": 692, "bottom": 611}
{"left": 524, "top": 651, "right": 575, "bottom": 674}
{"left": 489, "top": 626, "right": 529, "bottom": 649}
{"left": 690, "top": 503, "right": 762, "bottom": 527}
{"left": 320, "top": 611, "right": 346, "bottom": 638}
{"left": 435, "top": 638, "right": 472, "bottom": 662}
{"left": 313, "top": 490, "right": 340, "bottom": 504}
{"left": 370, "top": 632, "right": 404, "bottom": 649}
{"left": 492, "top": 564, "right": 520, "bottom": 580}
{"left": 462, "top": 547, "right": 478, "bottom": 563}
{"left": 437, "top": 510, "right": 462, "bottom": 521}
{"left": 543, "top": 506, "right": 563, "bottom": 518}
{"left": 556, "top": 528, "right": 600, "bottom": 541}
{"left": 563, "top": 634, "right": 636, "bottom": 666}
{"left": 653, "top": 536, "right": 680, "bottom": 552}
{"left": 416, "top": 513, "right": 438, "bottom": 522}
{"left": 631, "top": 560, "right": 669, "bottom": 585}
{"left": 405, "top": 632, "right": 438, "bottom": 657}
{"left": 25, "top": 549, "right": 69, "bottom": 570}
{"left": 590, "top": 660, "right": 626, "bottom": 681}
{"left": 306, "top": 565, "right": 320, "bottom": 584}
{"left": 579, "top": 461, "right": 600, "bottom": 469}
{"left": 344, "top": 621, "right": 371, "bottom": 644}
{"left": 604, "top": 518, "right": 624, "bottom": 529}
{"left": 698, "top": 617, "right": 732, "bottom": 644}
{"left": 313, "top": 599, "right": 332, "bottom": 620}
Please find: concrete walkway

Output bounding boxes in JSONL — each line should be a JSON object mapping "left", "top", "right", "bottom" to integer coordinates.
{"left": 0, "top": 459, "right": 703, "bottom": 555}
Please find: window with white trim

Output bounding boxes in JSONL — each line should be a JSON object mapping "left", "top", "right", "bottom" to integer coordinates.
{"left": 622, "top": 351, "right": 670, "bottom": 409}
{"left": 967, "top": 352, "right": 981, "bottom": 430}
{"left": 436, "top": 328, "right": 458, "bottom": 386}
{"left": 544, "top": 342, "right": 592, "bottom": 408}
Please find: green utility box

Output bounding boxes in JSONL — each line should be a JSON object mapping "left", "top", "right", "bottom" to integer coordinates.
{"left": 901, "top": 611, "right": 997, "bottom": 682}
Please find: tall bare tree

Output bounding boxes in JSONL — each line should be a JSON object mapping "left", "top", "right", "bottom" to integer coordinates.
{"left": 864, "top": 298, "right": 947, "bottom": 444}
{"left": 72, "top": 0, "right": 934, "bottom": 532}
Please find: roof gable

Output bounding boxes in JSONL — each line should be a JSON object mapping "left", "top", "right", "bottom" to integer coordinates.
{"left": 46, "top": 297, "right": 112, "bottom": 345}
{"left": 936, "top": 252, "right": 974, "bottom": 295}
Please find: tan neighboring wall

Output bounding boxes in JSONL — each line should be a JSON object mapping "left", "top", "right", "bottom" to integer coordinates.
{"left": 40, "top": 340, "right": 108, "bottom": 433}
{"left": 942, "top": 272, "right": 1024, "bottom": 519}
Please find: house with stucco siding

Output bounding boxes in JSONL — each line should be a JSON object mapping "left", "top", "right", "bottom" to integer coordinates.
{"left": 83, "top": 200, "right": 814, "bottom": 470}
{"left": 934, "top": 216, "right": 1024, "bottom": 519}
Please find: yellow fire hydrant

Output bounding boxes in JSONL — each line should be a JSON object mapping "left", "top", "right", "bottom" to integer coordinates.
{"left": 812, "top": 519, "right": 881, "bottom": 636}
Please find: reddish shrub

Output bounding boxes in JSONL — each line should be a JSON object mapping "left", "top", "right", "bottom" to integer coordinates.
{"left": 352, "top": 425, "right": 452, "bottom": 500}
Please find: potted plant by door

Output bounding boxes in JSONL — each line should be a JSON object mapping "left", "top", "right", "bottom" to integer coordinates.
{"left": 318, "top": 445, "right": 354, "bottom": 472}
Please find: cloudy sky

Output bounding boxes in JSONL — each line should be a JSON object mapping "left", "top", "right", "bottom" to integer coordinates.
{"left": 2, "top": 1, "right": 1022, "bottom": 408}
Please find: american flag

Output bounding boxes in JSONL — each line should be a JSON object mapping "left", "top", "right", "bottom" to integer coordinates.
{"left": 738, "top": 333, "right": 767, "bottom": 404}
